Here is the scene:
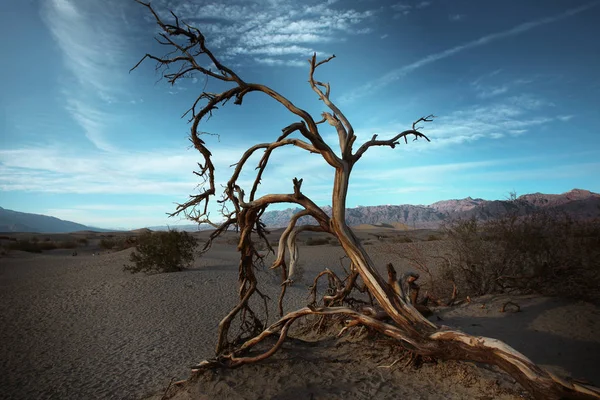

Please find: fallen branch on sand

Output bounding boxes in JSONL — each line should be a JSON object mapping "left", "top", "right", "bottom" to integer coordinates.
{"left": 132, "top": 2, "right": 600, "bottom": 398}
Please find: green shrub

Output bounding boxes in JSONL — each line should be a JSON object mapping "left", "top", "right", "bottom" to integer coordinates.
{"left": 124, "top": 230, "right": 198, "bottom": 274}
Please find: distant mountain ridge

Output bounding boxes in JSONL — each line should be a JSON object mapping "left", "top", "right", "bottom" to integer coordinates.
{"left": 0, "top": 207, "right": 114, "bottom": 233}
{"left": 2, "top": 189, "right": 598, "bottom": 233}
{"left": 258, "top": 189, "right": 600, "bottom": 229}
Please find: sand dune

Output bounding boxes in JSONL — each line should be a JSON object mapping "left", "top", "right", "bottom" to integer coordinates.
{"left": 0, "top": 231, "right": 598, "bottom": 399}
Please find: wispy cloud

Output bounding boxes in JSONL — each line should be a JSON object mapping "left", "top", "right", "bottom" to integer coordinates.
{"left": 254, "top": 58, "right": 307, "bottom": 68}
{"left": 340, "top": 1, "right": 600, "bottom": 103}
{"left": 346, "top": 94, "right": 557, "bottom": 154}
{"left": 41, "top": 0, "right": 132, "bottom": 151}
{"left": 423, "top": 94, "right": 556, "bottom": 147}
{"left": 557, "top": 115, "right": 575, "bottom": 122}
{"left": 0, "top": 135, "right": 333, "bottom": 201}
{"left": 469, "top": 70, "right": 539, "bottom": 100}
{"left": 150, "top": 0, "right": 378, "bottom": 67}
{"left": 449, "top": 14, "right": 465, "bottom": 22}
{"left": 391, "top": 1, "right": 431, "bottom": 18}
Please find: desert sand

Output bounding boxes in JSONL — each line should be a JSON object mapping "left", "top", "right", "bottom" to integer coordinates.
{"left": 0, "top": 229, "right": 598, "bottom": 399}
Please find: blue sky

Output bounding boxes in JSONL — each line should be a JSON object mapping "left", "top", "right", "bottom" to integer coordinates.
{"left": 1, "top": 0, "right": 599, "bottom": 230}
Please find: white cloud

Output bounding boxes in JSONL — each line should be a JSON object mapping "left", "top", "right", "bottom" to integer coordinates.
{"left": 476, "top": 85, "right": 508, "bottom": 99}
{"left": 391, "top": 2, "right": 411, "bottom": 18}
{"left": 470, "top": 70, "right": 538, "bottom": 100}
{"left": 41, "top": 0, "right": 133, "bottom": 152}
{"left": 0, "top": 132, "right": 335, "bottom": 209}
{"left": 148, "top": 0, "right": 379, "bottom": 67}
{"left": 449, "top": 14, "right": 465, "bottom": 22}
{"left": 340, "top": 1, "right": 600, "bottom": 103}
{"left": 254, "top": 58, "right": 307, "bottom": 67}
{"left": 346, "top": 93, "right": 557, "bottom": 153}
{"left": 557, "top": 115, "right": 575, "bottom": 122}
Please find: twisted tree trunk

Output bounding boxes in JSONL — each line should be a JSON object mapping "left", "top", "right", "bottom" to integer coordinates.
{"left": 132, "top": 2, "right": 600, "bottom": 398}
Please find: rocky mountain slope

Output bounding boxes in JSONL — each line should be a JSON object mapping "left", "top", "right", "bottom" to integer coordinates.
{"left": 259, "top": 189, "right": 600, "bottom": 229}
{"left": 3, "top": 189, "right": 598, "bottom": 233}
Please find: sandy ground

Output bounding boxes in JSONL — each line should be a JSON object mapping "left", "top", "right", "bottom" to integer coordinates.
{"left": 0, "top": 230, "right": 599, "bottom": 399}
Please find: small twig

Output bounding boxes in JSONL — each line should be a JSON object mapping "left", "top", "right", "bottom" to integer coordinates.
{"left": 378, "top": 358, "right": 402, "bottom": 369}
{"left": 161, "top": 377, "right": 175, "bottom": 400}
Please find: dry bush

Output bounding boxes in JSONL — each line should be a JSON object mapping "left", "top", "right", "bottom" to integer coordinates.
{"left": 59, "top": 241, "right": 78, "bottom": 249}
{"left": 6, "top": 240, "right": 45, "bottom": 253}
{"left": 99, "top": 238, "right": 118, "bottom": 249}
{"left": 5, "top": 239, "right": 82, "bottom": 253}
{"left": 443, "top": 213, "right": 600, "bottom": 303}
{"left": 305, "top": 237, "right": 330, "bottom": 246}
{"left": 100, "top": 236, "right": 137, "bottom": 251}
{"left": 384, "top": 241, "right": 456, "bottom": 305}
{"left": 124, "top": 230, "right": 198, "bottom": 274}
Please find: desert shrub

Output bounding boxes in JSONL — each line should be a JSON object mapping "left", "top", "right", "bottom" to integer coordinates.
{"left": 427, "top": 234, "right": 441, "bottom": 241}
{"left": 124, "top": 230, "right": 198, "bottom": 274}
{"left": 305, "top": 237, "right": 329, "bottom": 246}
{"left": 5, "top": 239, "right": 85, "bottom": 253}
{"left": 38, "top": 241, "right": 58, "bottom": 251}
{"left": 394, "top": 236, "right": 413, "bottom": 243}
{"left": 77, "top": 238, "right": 89, "bottom": 245}
{"left": 7, "top": 240, "right": 43, "bottom": 253}
{"left": 100, "top": 237, "right": 137, "bottom": 251}
{"left": 443, "top": 213, "right": 600, "bottom": 302}
{"left": 59, "top": 241, "right": 78, "bottom": 249}
{"left": 100, "top": 238, "right": 117, "bottom": 249}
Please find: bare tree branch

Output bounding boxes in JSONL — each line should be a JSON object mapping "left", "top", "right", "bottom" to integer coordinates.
{"left": 353, "top": 115, "right": 434, "bottom": 162}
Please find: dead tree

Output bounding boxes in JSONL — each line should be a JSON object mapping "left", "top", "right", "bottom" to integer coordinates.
{"left": 132, "top": 2, "right": 600, "bottom": 399}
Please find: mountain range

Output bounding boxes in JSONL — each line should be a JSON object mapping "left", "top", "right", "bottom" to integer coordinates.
{"left": 257, "top": 188, "right": 600, "bottom": 229}
{"left": 1, "top": 189, "right": 598, "bottom": 233}
{"left": 0, "top": 207, "right": 113, "bottom": 233}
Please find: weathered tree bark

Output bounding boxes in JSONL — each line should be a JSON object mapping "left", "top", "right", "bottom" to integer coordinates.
{"left": 132, "top": 2, "right": 600, "bottom": 398}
